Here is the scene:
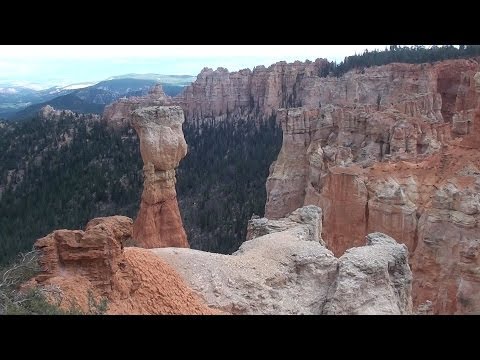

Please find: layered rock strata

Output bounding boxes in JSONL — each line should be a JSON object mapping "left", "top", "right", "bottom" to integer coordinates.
{"left": 104, "top": 59, "right": 478, "bottom": 130}
{"left": 174, "top": 59, "right": 479, "bottom": 128}
{"left": 264, "top": 71, "right": 480, "bottom": 314}
{"left": 100, "top": 58, "right": 480, "bottom": 314}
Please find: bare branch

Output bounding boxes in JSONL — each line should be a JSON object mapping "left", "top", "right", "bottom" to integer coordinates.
{"left": 0, "top": 249, "right": 41, "bottom": 314}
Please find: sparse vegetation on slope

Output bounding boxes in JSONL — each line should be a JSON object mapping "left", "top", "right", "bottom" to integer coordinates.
{"left": 0, "top": 250, "right": 108, "bottom": 315}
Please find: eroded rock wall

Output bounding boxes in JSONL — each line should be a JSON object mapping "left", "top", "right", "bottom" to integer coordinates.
{"left": 263, "top": 69, "right": 480, "bottom": 314}
{"left": 174, "top": 58, "right": 479, "bottom": 128}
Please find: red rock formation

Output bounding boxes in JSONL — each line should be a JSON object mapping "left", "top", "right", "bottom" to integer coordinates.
{"left": 102, "top": 86, "right": 189, "bottom": 248}
{"left": 315, "top": 166, "right": 368, "bottom": 255}
{"left": 35, "top": 216, "right": 133, "bottom": 296}
{"left": 175, "top": 58, "right": 479, "bottom": 128}
{"left": 265, "top": 108, "right": 318, "bottom": 218}
{"left": 34, "top": 216, "right": 216, "bottom": 314}
{"left": 175, "top": 60, "right": 330, "bottom": 124}
{"left": 33, "top": 209, "right": 412, "bottom": 315}
{"left": 264, "top": 68, "right": 480, "bottom": 314}
{"left": 459, "top": 71, "right": 480, "bottom": 148}
{"left": 365, "top": 148, "right": 480, "bottom": 314}
{"left": 131, "top": 106, "right": 189, "bottom": 248}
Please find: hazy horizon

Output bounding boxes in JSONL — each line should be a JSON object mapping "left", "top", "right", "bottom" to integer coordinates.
{"left": 0, "top": 45, "right": 393, "bottom": 88}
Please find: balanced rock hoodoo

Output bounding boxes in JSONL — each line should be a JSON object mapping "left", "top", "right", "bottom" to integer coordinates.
{"left": 131, "top": 106, "right": 189, "bottom": 248}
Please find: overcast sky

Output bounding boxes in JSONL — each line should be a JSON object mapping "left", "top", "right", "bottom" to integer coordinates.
{"left": 0, "top": 45, "right": 390, "bottom": 87}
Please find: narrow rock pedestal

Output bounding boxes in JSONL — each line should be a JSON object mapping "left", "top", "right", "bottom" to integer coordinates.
{"left": 131, "top": 106, "right": 189, "bottom": 248}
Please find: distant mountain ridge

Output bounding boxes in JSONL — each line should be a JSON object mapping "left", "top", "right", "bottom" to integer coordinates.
{"left": 0, "top": 73, "right": 196, "bottom": 120}
{"left": 106, "top": 73, "right": 196, "bottom": 85}
{"left": 6, "top": 77, "right": 194, "bottom": 121}
{"left": 0, "top": 86, "right": 75, "bottom": 118}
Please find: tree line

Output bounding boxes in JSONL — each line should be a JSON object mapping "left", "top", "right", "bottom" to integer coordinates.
{"left": 319, "top": 45, "right": 480, "bottom": 77}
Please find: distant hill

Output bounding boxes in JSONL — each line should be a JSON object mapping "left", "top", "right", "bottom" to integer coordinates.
{"left": 1, "top": 73, "right": 195, "bottom": 120}
{"left": 106, "top": 73, "right": 196, "bottom": 85}
{"left": 0, "top": 86, "right": 76, "bottom": 118}
{"left": 10, "top": 78, "right": 185, "bottom": 121}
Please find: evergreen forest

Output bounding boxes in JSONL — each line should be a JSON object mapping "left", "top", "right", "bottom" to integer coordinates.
{"left": 0, "top": 114, "right": 282, "bottom": 264}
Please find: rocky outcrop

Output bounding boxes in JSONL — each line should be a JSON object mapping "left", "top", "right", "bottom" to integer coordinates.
{"left": 102, "top": 87, "right": 189, "bottom": 249}
{"left": 263, "top": 70, "right": 480, "bottom": 314}
{"left": 131, "top": 105, "right": 189, "bottom": 248}
{"left": 153, "top": 206, "right": 412, "bottom": 315}
{"left": 33, "top": 216, "right": 216, "bottom": 315}
{"left": 459, "top": 71, "right": 480, "bottom": 148}
{"left": 265, "top": 105, "right": 450, "bottom": 254}
{"left": 33, "top": 206, "right": 412, "bottom": 315}
{"left": 264, "top": 108, "right": 320, "bottom": 218}
{"left": 323, "top": 232, "right": 412, "bottom": 315}
{"left": 455, "top": 74, "right": 480, "bottom": 315}
{"left": 35, "top": 216, "right": 134, "bottom": 295}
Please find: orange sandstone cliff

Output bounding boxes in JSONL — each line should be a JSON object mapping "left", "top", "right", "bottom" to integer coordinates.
{"left": 173, "top": 58, "right": 479, "bottom": 128}
{"left": 263, "top": 62, "right": 480, "bottom": 314}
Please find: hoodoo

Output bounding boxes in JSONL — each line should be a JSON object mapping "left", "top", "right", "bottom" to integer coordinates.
{"left": 131, "top": 106, "right": 189, "bottom": 248}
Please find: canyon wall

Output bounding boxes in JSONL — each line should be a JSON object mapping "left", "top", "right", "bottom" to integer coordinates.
{"left": 263, "top": 64, "right": 480, "bottom": 314}
{"left": 174, "top": 59, "right": 329, "bottom": 125}
{"left": 174, "top": 58, "right": 479, "bottom": 129}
